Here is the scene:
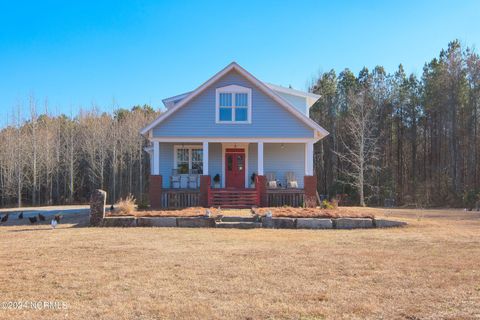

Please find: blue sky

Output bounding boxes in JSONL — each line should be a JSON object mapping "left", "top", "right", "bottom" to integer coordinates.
{"left": 0, "top": 0, "right": 479, "bottom": 124}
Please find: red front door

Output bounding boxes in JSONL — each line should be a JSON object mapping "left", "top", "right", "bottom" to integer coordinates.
{"left": 225, "top": 149, "right": 245, "bottom": 188}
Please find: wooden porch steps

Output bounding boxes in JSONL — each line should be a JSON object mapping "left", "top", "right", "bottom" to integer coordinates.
{"left": 210, "top": 189, "right": 258, "bottom": 208}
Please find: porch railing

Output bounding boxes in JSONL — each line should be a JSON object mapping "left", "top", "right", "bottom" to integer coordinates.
{"left": 161, "top": 189, "right": 201, "bottom": 209}
{"left": 266, "top": 189, "right": 305, "bottom": 207}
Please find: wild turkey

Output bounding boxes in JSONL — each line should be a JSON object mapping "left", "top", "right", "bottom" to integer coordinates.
{"left": 38, "top": 213, "right": 46, "bottom": 221}
{"left": 110, "top": 205, "right": 114, "bottom": 212}
{"left": 1, "top": 214, "right": 9, "bottom": 223}
{"left": 28, "top": 216, "right": 38, "bottom": 224}
{"left": 18, "top": 212, "right": 23, "bottom": 219}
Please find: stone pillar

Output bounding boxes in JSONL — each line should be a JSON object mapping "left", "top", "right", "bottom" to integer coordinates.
{"left": 256, "top": 175, "right": 267, "bottom": 207}
{"left": 200, "top": 175, "right": 211, "bottom": 207}
{"left": 90, "top": 189, "right": 106, "bottom": 226}
{"left": 149, "top": 175, "right": 163, "bottom": 209}
{"left": 304, "top": 175, "right": 317, "bottom": 208}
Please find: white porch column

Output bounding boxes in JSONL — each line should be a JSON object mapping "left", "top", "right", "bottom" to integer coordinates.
{"left": 305, "top": 141, "right": 314, "bottom": 176}
{"left": 202, "top": 141, "right": 209, "bottom": 175}
{"left": 153, "top": 141, "right": 160, "bottom": 175}
{"left": 257, "top": 142, "right": 264, "bottom": 175}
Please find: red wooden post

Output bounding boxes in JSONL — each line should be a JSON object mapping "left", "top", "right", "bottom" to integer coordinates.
{"left": 149, "top": 175, "right": 163, "bottom": 209}
{"left": 256, "top": 175, "right": 267, "bottom": 207}
{"left": 200, "top": 175, "right": 211, "bottom": 207}
{"left": 304, "top": 175, "right": 317, "bottom": 208}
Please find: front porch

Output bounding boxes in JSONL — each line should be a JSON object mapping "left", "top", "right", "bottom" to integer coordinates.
{"left": 155, "top": 184, "right": 312, "bottom": 209}
{"left": 148, "top": 139, "right": 317, "bottom": 208}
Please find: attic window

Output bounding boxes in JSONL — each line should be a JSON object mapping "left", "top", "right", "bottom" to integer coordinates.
{"left": 215, "top": 85, "right": 252, "bottom": 124}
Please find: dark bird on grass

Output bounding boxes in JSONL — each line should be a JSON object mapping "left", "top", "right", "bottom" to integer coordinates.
{"left": 18, "top": 212, "right": 23, "bottom": 219}
{"left": 38, "top": 213, "right": 46, "bottom": 221}
{"left": 1, "top": 214, "right": 9, "bottom": 223}
{"left": 110, "top": 205, "right": 114, "bottom": 212}
{"left": 28, "top": 216, "right": 38, "bottom": 224}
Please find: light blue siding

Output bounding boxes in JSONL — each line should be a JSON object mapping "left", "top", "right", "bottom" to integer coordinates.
{"left": 208, "top": 143, "right": 222, "bottom": 186}
{"left": 248, "top": 143, "right": 258, "bottom": 186}
{"left": 153, "top": 70, "right": 314, "bottom": 138}
{"left": 158, "top": 142, "right": 174, "bottom": 188}
{"left": 264, "top": 143, "right": 305, "bottom": 188}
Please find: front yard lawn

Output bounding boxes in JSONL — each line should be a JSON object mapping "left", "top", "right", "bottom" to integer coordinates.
{"left": 1, "top": 207, "right": 479, "bottom": 319}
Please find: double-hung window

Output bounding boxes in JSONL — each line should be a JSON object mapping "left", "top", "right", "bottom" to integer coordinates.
{"left": 174, "top": 146, "right": 203, "bottom": 174}
{"left": 216, "top": 85, "right": 252, "bottom": 123}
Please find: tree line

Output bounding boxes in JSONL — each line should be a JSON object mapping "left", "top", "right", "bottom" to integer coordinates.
{"left": 310, "top": 40, "right": 480, "bottom": 207}
{"left": 0, "top": 104, "right": 158, "bottom": 207}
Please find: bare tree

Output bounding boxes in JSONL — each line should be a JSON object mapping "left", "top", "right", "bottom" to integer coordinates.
{"left": 335, "top": 87, "right": 380, "bottom": 206}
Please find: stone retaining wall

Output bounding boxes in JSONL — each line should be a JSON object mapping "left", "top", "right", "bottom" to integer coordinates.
{"left": 97, "top": 216, "right": 406, "bottom": 229}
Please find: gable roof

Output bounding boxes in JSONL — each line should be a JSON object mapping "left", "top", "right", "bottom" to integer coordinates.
{"left": 265, "top": 83, "right": 321, "bottom": 108}
{"left": 140, "top": 62, "right": 329, "bottom": 138}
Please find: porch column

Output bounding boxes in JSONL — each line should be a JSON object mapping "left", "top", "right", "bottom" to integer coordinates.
{"left": 149, "top": 175, "right": 163, "bottom": 209}
{"left": 153, "top": 141, "right": 160, "bottom": 175}
{"left": 305, "top": 141, "right": 313, "bottom": 176}
{"left": 257, "top": 142, "right": 264, "bottom": 175}
{"left": 200, "top": 175, "right": 211, "bottom": 207}
{"left": 202, "top": 141, "right": 209, "bottom": 175}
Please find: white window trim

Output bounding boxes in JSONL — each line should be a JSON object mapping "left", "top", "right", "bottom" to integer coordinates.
{"left": 215, "top": 85, "right": 252, "bottom": 124}
{"left": 173, "top": 145, "right": 203, "bottom": 173}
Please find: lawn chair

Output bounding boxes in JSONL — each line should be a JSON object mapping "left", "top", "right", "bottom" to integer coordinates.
{"left": 266, "top": 172, "right": 277, "bottom": 189}
{"left": 285, "top": 172, "right": 298, "bottom": 188}
{"left": 187, "top": 174, "right": 198, "bottom": 189}
{"left": 171, "top": 169, "right": 181, "bottom": 188}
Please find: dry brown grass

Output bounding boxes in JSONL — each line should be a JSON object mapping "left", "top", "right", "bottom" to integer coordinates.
{"left": 1, "top": 207, "right": 480, "bottom": 319}
{"left": 114, "top": 194, "right": 136, "bottom": 215}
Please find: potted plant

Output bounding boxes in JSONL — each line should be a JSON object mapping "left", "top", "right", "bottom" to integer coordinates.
{"left": 250, "top": 172, "right": 257, "bottom": 188}
{"left": 213, "top": 174, "right": 221, "bottom": 188}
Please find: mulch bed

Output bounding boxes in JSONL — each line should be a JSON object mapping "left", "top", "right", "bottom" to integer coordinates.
{"left": 255, "top": 207, "right": 374, "bottom": 219}
{"left": 107, "top": 206, "right": 374, "bottom": 219}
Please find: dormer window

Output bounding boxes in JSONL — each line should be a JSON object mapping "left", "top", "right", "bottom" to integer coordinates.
{"left": 215, "top": 85, "right": 252, "bottom": 124}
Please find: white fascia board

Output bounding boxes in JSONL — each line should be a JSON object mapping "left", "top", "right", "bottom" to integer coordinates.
{"left": 149, "top": 137, "right": 320, "bottom": 143}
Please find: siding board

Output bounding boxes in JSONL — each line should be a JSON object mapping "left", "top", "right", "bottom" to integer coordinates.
{"left": 153, "top": 70, "right": 314, "bottom": 138}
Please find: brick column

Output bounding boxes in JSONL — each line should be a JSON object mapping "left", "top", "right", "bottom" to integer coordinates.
{"left": 256, "top": 175, "right": 267, "bottom": 207}
{"left": 149, "top": 175, "right": 163, "bottom": 209}
{"left": 304, "top": 175, "right": 317, "bottom": 208}
{"left": 200, "top": 175, "right": 211, "bottom": 207}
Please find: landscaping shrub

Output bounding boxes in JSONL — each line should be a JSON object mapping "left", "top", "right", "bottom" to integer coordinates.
{"left": 320, "top": 200, "right": 335, "bottom": 209}
{"left": 115, "top": 194, "right": 136, "bottom": 215}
